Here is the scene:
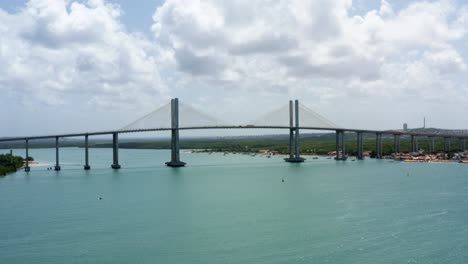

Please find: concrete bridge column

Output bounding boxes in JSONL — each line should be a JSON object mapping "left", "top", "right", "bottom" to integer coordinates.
{"left": 334, "top": 130, "right": 345, "bottom": 160}
{"left": 428, "top": 137, "right": 434, "bottom": 153}
{"left": 54, "top": 136, "right": 61, "bottom": 171}
{"left": 335, "top": 130, "right": 340, "bottom": 160}
{"left": 393, "top": 134, "right": 400, "bottom": 154}
{"left": 356, "top": 132, "right": 364, "bottom": 160}
{"left": 443, "top": 137, "right": 453, "bottom": 154}
{"left": 397, "top": 134, "right": 401, "bottom": 153}
{"left": 111, "top": 133, "right": 121, "bottom": 169}
{"left": 166, "top": 98, "right": 186, "bottom": 167}
{"left": 446, "top": 138, "right": 452, "bottom": 154}
{"left": 379, "top": 133, "right": 383, "bottom": 159}
{"left": 375, "top": 133, "right": 379, "bottom": 158}
{"left": 410, "top": 135, "right": 416, "bottom": 153}
{"left": 84, "top": 135, "right": 90, "bottom": 170}
{"left": 432, "top": 137, "right": 436, "bottom": 153}
{"left": 376, "top": 133, "right": 383, "bottom": 159}
{"left": 341, "top": 131, "right": 346, "bottom": 159}
{"left": 24, "top": 139, "right": 30, "bottom": 172}
{"left": 360, "top": 132, "right": 364, "bottom": 159}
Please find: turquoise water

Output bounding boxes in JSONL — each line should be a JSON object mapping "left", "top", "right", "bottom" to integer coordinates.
{"left": 1, "top": 148, "right": 468, "bottom": 263}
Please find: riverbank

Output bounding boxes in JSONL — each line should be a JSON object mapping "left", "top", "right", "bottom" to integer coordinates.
{"left": 186, "top": 149, "right": 468, "bottom": 164}
{"left": 0, "top": 154, "right": 32, "bottom": 176}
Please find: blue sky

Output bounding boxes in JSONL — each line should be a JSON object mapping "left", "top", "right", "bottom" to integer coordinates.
{"left": 1, "top": 0, "right": 468, "bottom": 137}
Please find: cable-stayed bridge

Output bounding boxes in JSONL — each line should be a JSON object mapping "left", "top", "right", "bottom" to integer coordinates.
{"left": 1, "top": 98, "right": 466, "bottom": 171}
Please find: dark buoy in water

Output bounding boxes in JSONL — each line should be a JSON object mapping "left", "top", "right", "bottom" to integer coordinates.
{"left": 98, "top": 196, "right": 103, "bottom": 200}
{"left": 282, "top": 178, "right": 285, "bottom": 183}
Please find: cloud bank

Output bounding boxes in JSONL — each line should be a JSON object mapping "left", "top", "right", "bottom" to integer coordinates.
{"left": 1, "top": 0, "right": 468, "bottom": 134}
{"left": 0, "top": 0, "right": 167, "bottom": 109}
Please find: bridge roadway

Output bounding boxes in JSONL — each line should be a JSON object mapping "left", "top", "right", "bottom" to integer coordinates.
{"left": 0, "top": 125, "right": 466, "bottom": 142}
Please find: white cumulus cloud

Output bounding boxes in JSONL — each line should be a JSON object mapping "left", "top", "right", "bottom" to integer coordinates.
{"left": 0, "top": 0, "right": 167, "bottom": 109}
{"left": 2, "top": 0, "right": 468, "bottom": 135}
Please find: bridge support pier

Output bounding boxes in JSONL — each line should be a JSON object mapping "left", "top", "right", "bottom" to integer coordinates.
{"left": 24, "top": 139, "right": 30, "bottom": 172}
{"left": 335, "top": 130, "right": 339, "bottom": 160}
{"left": 341, "top": 131, "right": 346, "bottom": 159}
{"left": 356, "top": 132, "right": 364, "bottom": 160}
{"left": 334, "top": 130, "right": 346, "bottom": 160}
{"left": 54, "top": 136, "right": 61, "bottom": 171}
{"left": 111, "top": 133, "right": 121, "bottom": 169}
{"left": 285, "top": 100, "right": 305, "bottom": 163}
{"left": 166, "top": 98, "right": 186, "bottom": 167}
{"left": 444, "top": 137, "right": 451, "bottom": 154}
{"left": 84, "top": 135, "right": 90, "bottom": 170}
{"left": 393, "top": 134, "right": 400, "bottom": 154}
{"left": 410, "top": 135, "right": 417, "bottom": 153}
{"left": 428, "top": 137, "right": 434, "bottom": 153}
{"left": 376, "top": 133, "right": 382, "bottom": 159}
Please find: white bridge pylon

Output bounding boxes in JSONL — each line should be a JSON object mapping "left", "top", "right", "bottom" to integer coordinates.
{"left": 120, "top": 102, "right": 227, "bottom": 130}
{"left": 120, "top": 99, "right": 339, "bottom": 130}
{"left": 247, "top": 103, "right": 338, "bottom": 128}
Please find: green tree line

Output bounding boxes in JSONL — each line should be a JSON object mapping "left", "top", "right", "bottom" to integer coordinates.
{"left": 0, "top": 154, "right": 31, "bottom": 176}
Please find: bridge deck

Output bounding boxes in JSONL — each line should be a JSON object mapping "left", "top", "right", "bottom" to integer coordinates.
{"left": 0, "top": 126, "right": 466, "bottom": 142}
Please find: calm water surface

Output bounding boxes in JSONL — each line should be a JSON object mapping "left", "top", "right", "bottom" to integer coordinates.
{"left": 1, "top": 148, "right": 468, "bottom": 263}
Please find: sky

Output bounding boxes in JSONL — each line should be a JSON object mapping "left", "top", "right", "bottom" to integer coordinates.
{"left": 1, "top": 0, "right": 468, "bottom": 137}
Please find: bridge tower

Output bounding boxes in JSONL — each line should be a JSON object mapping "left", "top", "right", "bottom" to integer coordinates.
{"left": 166, "top": 98, "right": 186, "bottom": 167}
{"left": 285, "top": 100, "right": 305, "bottom": 163}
